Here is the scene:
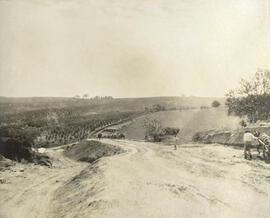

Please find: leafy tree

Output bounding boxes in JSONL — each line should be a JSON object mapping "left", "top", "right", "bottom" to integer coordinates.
{"left": 212, "top": 100, "right": 221, "bottom": 108}
{"left": 225, "top": 69, "right": 270, "bottom": 122}
{"left": 143, "top": 118, "right": 162, "bottom": 142}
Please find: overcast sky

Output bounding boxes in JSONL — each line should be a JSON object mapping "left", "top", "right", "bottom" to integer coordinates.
{"left": 0, "top": 0, "right": 269, "bottom": 98}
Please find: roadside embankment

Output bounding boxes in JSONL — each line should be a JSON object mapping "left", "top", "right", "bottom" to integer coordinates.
{"left": 192, "top": 127, "right": 270, "bottom": 146}
{"left": 64, "top": 140, "right": 125, "bottom": 163}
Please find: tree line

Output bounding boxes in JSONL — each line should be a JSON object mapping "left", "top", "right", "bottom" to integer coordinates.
{"left": 226, "top": 69, "right": 270, "bottom": 123}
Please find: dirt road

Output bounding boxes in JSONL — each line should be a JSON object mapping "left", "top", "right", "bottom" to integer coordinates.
{"left": 1, "top": 139, "right": 270, "bottom": 218}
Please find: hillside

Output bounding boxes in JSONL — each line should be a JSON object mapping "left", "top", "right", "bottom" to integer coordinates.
{"left": 119, "top": 107, "right": 240, "bottom": 143}
{"left": 0, "top": 96, "right": 224, "bottom": 115}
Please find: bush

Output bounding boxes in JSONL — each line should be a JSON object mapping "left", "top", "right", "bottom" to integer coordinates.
{"left": 143, "top": 118, "right": 162, "bottom": 142}
{"left": 239, "top": 120, "right": 247, "bottom": 127}
{"left": 0, "top": 138, "right": 31, "bottom": 161}
{"left": 192, "top": 132, "right": 202, "bottom": 142}
{"left": 143, "top": 119, "right": 180, "bottom": 142}
{"left": 162, "top": 127, "right": 180, "bottom": 136}
{"left": 225, "top": 69, "right": 270, "bottom": 122}
{"left": 212, "top": 100, "right": 221, "bottom": 108}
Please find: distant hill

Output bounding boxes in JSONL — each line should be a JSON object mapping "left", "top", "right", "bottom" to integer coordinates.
{"left": 0, "top": 96, "right": 225, "bottom": 115}
{"left": 0, "top": 96, "right": 73, "bottom": 103}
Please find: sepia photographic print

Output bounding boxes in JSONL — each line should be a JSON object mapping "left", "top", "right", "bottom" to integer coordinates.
{"left": 0, "top": 0, "right": 270, "bottom": 217}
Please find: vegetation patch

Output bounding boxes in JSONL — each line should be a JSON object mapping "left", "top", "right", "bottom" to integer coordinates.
{"left": 143, "top": 118, "right": 180, "bottom": 142}
{"left": 0, "top": 137, "right": 51, "bottom": 167}
{"left": 226, "top": 69, "right": 270, "bottom": 123}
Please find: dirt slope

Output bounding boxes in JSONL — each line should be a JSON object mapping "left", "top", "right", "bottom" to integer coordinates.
{"left": 1, "top": 139, "right": 270, "bottom": 218}
{"left": 64, "top": 140, "right": 124, "bottom": 163}
{"left": 0, "top": 145, "right": 88, "bottom": 218}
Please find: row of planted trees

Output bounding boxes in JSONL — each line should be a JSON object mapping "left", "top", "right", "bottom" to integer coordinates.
{"left": 38, "top": 111, "right": 142, "bottom": 146}
{"left": 0, "top": 110, "right": 141, "bottom": 148}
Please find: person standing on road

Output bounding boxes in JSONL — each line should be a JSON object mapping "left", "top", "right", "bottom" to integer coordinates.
{"left": 243, "top": 130, "right": 257, "bottom": 160}
{"left": 174, "top": 135, "right": 179, "bottom": 150}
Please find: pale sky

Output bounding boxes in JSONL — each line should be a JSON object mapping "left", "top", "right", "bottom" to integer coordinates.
{"left": 0, "top": 0, "right": 269, "bottom": 98}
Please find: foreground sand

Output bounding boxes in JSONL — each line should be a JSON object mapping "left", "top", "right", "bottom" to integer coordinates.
{"left": 1, "top": 139, "right": 270, "bottom": 218}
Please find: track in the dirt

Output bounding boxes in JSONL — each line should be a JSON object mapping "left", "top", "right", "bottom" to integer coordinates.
{"left": 1, "top": 139, "right": 270, "bottom": 218}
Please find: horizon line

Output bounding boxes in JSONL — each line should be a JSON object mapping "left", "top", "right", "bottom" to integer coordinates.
{"left": 0, "top": 95, "right": 225, "bottom": 99}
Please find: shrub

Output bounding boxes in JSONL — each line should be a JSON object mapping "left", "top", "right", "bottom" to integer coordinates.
{"left": 162, "top": 127, "right": 180, "bottom": 136}
{"left": 225, "top": 69, "right": 270, "bottom": 122}
{"left": 192, "top": 132, "right": 202, "bottom": 142}
{"left": 143, "top": 118, "right": 162, "bottom": 142}
{"left": 212, "top": 100, "right": 221, "bottom": 108}
{"left": 239, "top": 120, "right": 247, "bottom": 127}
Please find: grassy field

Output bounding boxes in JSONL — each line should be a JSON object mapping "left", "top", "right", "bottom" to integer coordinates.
{"left": 120, "top": 107, "right": 241, "bottom": 143}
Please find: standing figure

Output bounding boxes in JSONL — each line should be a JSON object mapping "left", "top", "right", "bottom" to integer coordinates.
{"left": 243, "top": 130, "right": 257, "bottom": 160}
{"left": 98, "top": 133, "right": 102, "bottom": 140}
{"left": 174, "top": 135, "right": 179, "bottom": 150}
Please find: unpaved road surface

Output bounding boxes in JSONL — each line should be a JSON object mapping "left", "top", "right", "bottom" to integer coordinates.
{"left": 1, "top": 139, "right": 270, "bottom": 218}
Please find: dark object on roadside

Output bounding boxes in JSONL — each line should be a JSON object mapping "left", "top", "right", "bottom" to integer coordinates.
{"left": 102, "top": 132, "right": 125, "bottom": 139}
{"left": 0, "top": 138, "right": 32, "bottom": 161}
{"left": 0, "top": 137, "right": 52, "bottom": 167}
{"left": 239, "top": 120, "right": 247, "bottom": 127}
{"left": 255, "top": 132, "right": 270, "bottom": 163}
{"left": 119, "top": 133, "right": 125, "bottom": 139}
{"left": 162, "top": 127, "right": 180, "bottom": 137}
{"left": 98, "top": 133, "right": 102, "bottom": 140}
{"left": 0, "top": 154, "right": 15, "bottom": 171}
{"left": 0, "top": 178, "right": 7, "bottom": 184}
{"left": 33, "top": 153, "right": 52, "bottom": 167}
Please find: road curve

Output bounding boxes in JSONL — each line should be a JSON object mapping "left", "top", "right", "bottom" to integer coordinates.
{"left": 86, "top": 139, "right": 270, "bottom": 218}
{"left": 1, "top": 139, "right": 270, "bottom": 218}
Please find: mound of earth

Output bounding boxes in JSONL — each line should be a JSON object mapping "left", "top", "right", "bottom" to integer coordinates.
{"left": 193, "top": 126, "right": 270, "bottom": 146}
{"left": 64, "top": 140, "right": 124, "bottom": 163}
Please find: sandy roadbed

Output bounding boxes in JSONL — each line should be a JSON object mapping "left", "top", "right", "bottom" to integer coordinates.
{"left": 1, "top": 139, "right": 270, "bottom": 218}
